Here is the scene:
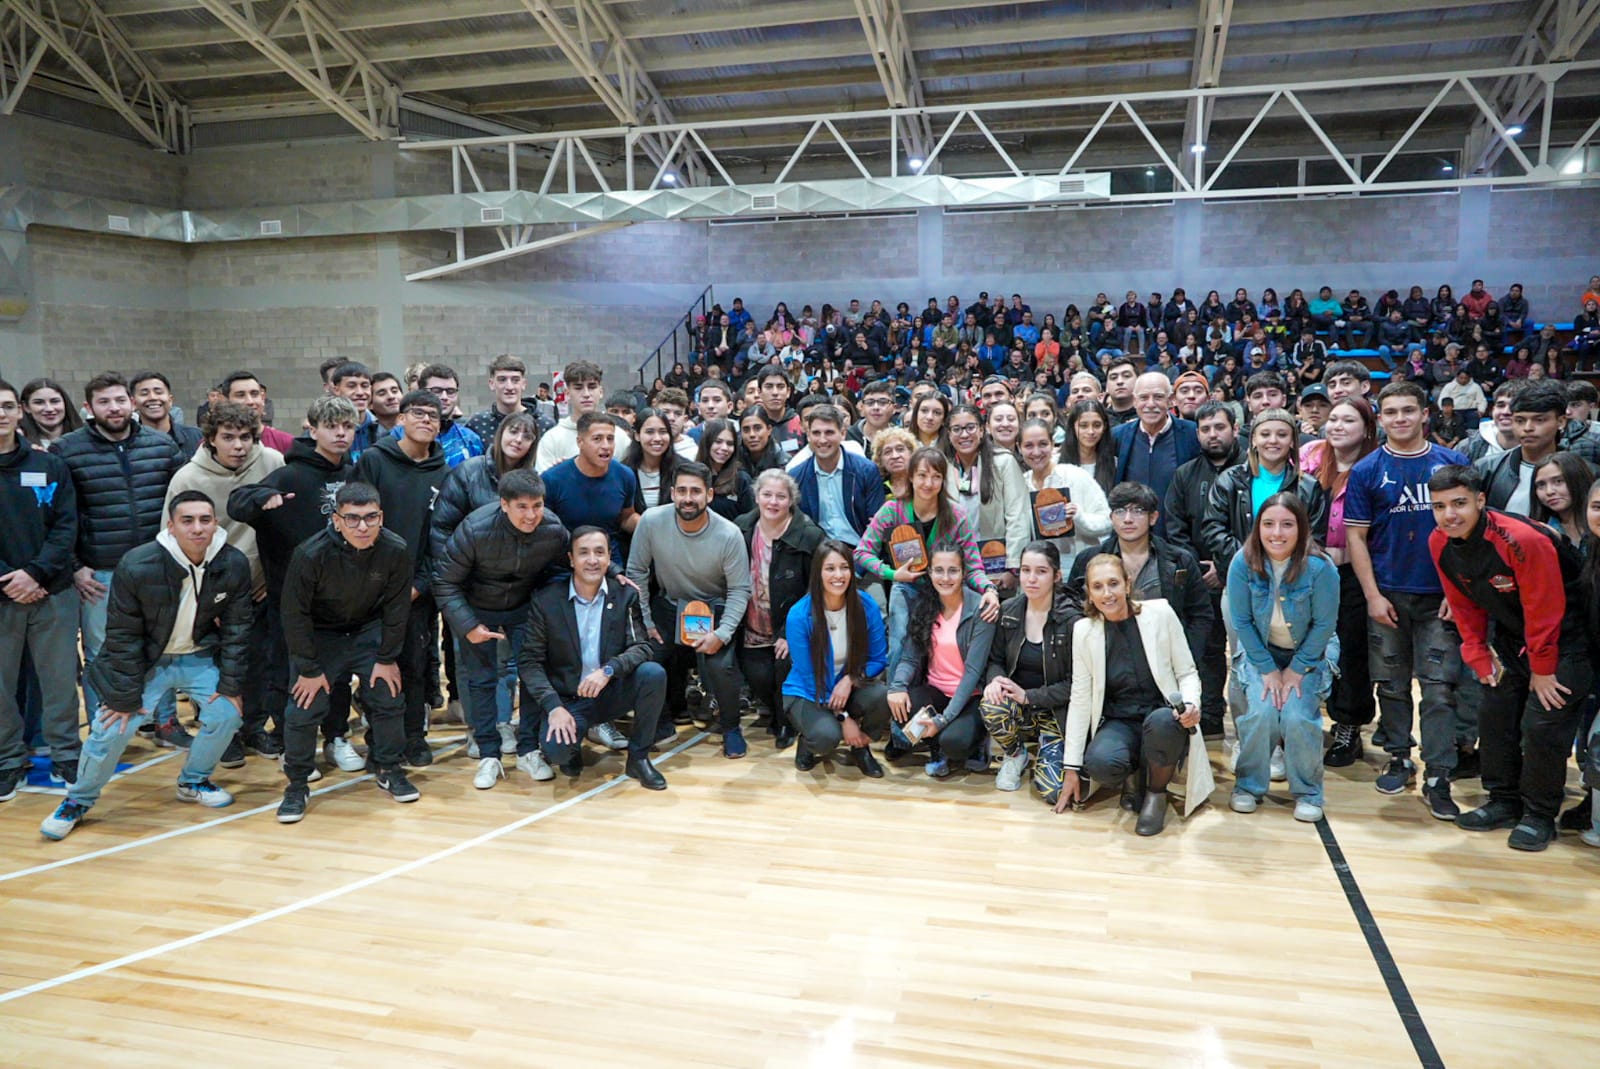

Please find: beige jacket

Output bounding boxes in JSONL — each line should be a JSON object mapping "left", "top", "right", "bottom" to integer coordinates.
{"left": 163, "top": 443, "right": 284, "bottom": 590}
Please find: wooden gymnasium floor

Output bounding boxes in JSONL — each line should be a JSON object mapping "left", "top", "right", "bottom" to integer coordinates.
{"left": 1, "top": 715, "right": 1596, "bottom": 1069}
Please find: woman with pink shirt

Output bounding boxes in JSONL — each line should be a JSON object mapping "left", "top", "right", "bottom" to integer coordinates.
{"left": 886, "top": 545, "right": 997, "bottom": 778}
{"left": 1299, "top": 399, "right": 1380, "bottom": 767}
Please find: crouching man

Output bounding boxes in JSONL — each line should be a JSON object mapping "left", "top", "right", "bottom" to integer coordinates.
{"left": 518, "top": 527, "right": 669, "bottom": 790}
{"left": 41, "top": 491, "right": 252, "bottom": 840}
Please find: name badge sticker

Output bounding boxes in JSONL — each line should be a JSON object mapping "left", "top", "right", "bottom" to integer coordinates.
{"left": 19, "top": 471, "right": 46, "bottom": 488}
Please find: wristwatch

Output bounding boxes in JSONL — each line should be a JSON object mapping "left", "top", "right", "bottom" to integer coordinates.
{"left": 602, "top": 665, "right": 615, "bottom": 678}
{"left": 834, "top": 712, "right": 847, "bottom": 723}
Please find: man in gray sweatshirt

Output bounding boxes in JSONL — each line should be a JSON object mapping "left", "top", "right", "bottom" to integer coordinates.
{"left": 626, "top": 461, "right": 752, "bottom": 758}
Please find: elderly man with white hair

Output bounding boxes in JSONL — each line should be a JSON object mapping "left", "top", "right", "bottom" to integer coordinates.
{"left": 1111, "top": 372, "right": 1201, "bottom": 538}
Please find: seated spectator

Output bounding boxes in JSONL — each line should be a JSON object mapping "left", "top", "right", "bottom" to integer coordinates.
{"left": 1377, "top": 310, "right": 1423, "bottom": 367}
{"left": 1572, "top": 298, "right": 1600, "bottom": 370}
{"left": 1462, "top": 279, "right": 1495, "bottom": 320}
{"left": 1500, "top": 283, "right": 1529, "bottom": 334}
{"left": 1402, "top": 285, "right": 1434, "bottom": 336}
{"left": 1439, "top": 369, "right": 1487, "bottom": 429}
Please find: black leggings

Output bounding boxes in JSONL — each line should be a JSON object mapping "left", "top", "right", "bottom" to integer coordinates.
{"left": 1325, "top": 561, "right": 1375, "bottom": 727}
{"left": 905, "top": 683, "right": 984, "bottom": 762}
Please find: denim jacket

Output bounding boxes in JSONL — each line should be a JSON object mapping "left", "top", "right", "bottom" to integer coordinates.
{"left": 1225, "top": 551, "right": 1339, "bottom": 677}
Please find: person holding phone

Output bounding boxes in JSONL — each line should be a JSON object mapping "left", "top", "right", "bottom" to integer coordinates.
{"left": 1057, "top": 554, "right": 1201, "bottom": 836}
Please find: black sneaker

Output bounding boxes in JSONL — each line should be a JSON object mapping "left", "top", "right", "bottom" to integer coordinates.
{"left": 1507, "top": 817, "right": 1556, "bottom": 852}
{"left": 402, "top": 738, "right": 434, "bottom": 768}
{"left": 50, "top": 760, "right": 78, "bottom": 785}
{"left": 1324, "top": 724, "right": 1363, "bottom": 768}
{"left": 244, "top": 730, "right": 283, "bottom": 758}
{"left": 0, "top": 770, "right": 19, "bottom": 803}
{"left": 376, "top": 768, "right": 420, "bottom": 803}
{"left": 1456, "top": 800, "right": 1522, "bottom": 831}
{"left": 1423, "top": 777, "right": 1459, "bottom": 821}
{"left": 1374, "top": 756, "right": 1416, "bottom": 795}
{"left": 277, "top": 785, "right": 310, "bottom": 824}
{"left": 219, "top": 735, "right": 247, "bottom": 769}
{"left": 1558, "top": 791, "right": 1593, "bottom": 831}
{"left": 1453, "top": 745, "right": 1481, "bottom": 780}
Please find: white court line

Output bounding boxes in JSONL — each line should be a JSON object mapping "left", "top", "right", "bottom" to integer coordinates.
{"left": 18, "top": 749, "right": 184, "bottom": 796}
{"left": 0, "top": 738, "right": 467, "bottom": 884}
{"left": 0, "top": 731, "right": 708, "bottom": 1005}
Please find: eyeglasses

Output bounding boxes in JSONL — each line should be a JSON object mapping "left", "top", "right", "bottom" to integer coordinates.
{"left": 403, "top": 410, "right": 441, "bottom": 423}
{"left": 0, "top": 403, "right": 18, "bottom": 415}
{"left": 950, "top": 424, "right": 981, "bottom": 436}
{"left": 1111, "top": 506, "right": 1148, "bottom": 519}
{"left": 336, "top": 511, "right": 383, "bottom": 528}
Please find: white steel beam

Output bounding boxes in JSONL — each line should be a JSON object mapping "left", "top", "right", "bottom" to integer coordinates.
{"left": 852, "top": 0, "right": 932, "bottom": 164}
{"left": 405, "top": 220, "right": 631, "bottom": 281}
{"left": 0, "top": 7, "right": 51, "bottom": 113}
{"left": 188, "top": 0, "right": 398, "bottom": 140}
{"left": 1183, "top": 0, "right": 1233, "bottom": 186}
{"left": 2, "top": 0, "right": 185, "bottom": 149}
{"left": 518, "top": 0, "right": 704, "bottom": 185}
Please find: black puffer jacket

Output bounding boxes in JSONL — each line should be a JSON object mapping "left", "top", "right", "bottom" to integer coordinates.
{"left": 985, "top": 588, "right": 1077, "bottom": 715}
{"left": 734, "top": 508, "right": 825, "bottom": 642}
{"left": 1201, "top": 464, "right": 1330, "bottom": 574}
{"left": 430, "top": 454, "right": 502, "bottom": 559}
{"left": 434, "top": 504, "right": 572, "bottom": 634}
{"left": 51, "top": 422, "right": 184, "bottom": 570}
{"left": 86, "top": 532, "right": 254, "bottom": 713}
{"left": 281, "top": 526, "right": 413, "bottom": 676}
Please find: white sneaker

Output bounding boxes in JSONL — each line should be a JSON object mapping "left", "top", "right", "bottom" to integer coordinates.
{"left": 1294, "top": 800, "right": 1324, "bottom": 822}
{"left": 1269, "top": 743, "right": 1287, "bottom": 782}
{"left": 1230, "top": 790, "right": 1258, "bottom": 813}
{"left": 307, "top": 764, "right": 324, "bottom": 784}
{"left": 497, "top": 722, "right": 518, "bottom": 756}
{"left": 472, "top": 757, "right": 504, "bottom": 790}
{"left": 175, "top": 779, "right": 234, "bottom": 808}
{"left": 327, "top": 737, "right": 366, "bottom": 773}
{"left": 586, "top": 722, "right": 628, "bottom": 751}
{"left": 516, "top": 751, "right": 554, "bottom": 782}
{"left": 994, "top": 747, "right": 1031, "bottom": 792}
{"left": 1582, "top": 828, "right": 1600, "bottom": 848}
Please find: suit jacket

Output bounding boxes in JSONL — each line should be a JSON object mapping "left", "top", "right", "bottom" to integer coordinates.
{"left": 1111, "top": 417, "right": 1202, "bottom": 484}
{"left": 518, "top": 577, "right": 661, "bottom": 714}
{"left": 1063, "top": 598, "right": 1201, "bottom": 774}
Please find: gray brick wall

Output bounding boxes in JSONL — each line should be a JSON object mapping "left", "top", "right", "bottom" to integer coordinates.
{"left": 17, "top": 115, "right": 183, "bottom": 208}
{"left": 711, "top": 216, "right": 920, "bottom": 282}
{"left": 40, "top": 304, "right": 189, "bottom": 405}
{"left": 187, "top": 236, "right": 380, "bottom": 287}
{"left": 183, "top": 142, "right": 380, "bottom": 209}
{"left": 29, "top": 227, "right": 188, "bottom": 290}
{"left": 401, "top": 222, "right": 708, "bottom": 285}
{"left": 189, "top": 307, "right": 380, "bottom": 428}
{"left": 1200, "top": 194, "right": 1459, "bottom": 267}
{"left": 943, "top": 205, "right": 1174, "bottom": 274}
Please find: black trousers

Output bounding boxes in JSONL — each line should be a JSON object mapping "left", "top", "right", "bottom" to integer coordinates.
{"left": 904, "top": 683, "right": 984, "bottom": 762}
{"left": 256, "top": 592, "right": 350, "bottom": 743}
{"left": 283, "top": 624, "right": 404, "bottom": 786}
{"left": 399, "top": 592, "right": 437, "bottom": 742}
{"left": 1326, "top": 562, "right": 1376, "bottom": 727}
{"left": 1082, "top": 709, "right": 1188, "bottom": 785}
{"left": 738, "top": 643, "right": 789, "bottom": 720}
{"left": 1479, "top": 646, "right": 1592, "bottom": 821}
{"left": 1198, "top": 590, "right": 1227, "bottom": 722}
{"left": 784, "top": 682, "right": 891, "bottom": 755}
{"left": 662, "top": 640, "right": 745, "bottom": 732}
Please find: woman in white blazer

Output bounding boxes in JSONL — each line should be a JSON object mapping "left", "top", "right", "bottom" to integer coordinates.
{"left": 1055, "top": 554, "right": 1202, "bottom": 836}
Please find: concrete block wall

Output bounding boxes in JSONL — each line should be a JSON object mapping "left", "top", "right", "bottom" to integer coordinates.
{"left": 190, "top": 306, "right": 380, "bottom": 424}
{"left": 183, "top": 141, "right": 386, "bottom": 209}
{"left": 16, "top": 113, "right": 183, "bottom": 208}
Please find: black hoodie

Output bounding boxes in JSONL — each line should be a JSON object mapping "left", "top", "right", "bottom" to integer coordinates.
{"left": 229, "top": 436, "right": 353, "bottom": 595}
{"left": 0, "top": 440, "right": 78, "bottom": 600}
{"left": 353, "top": 434, "right": 449, "bottom": 593}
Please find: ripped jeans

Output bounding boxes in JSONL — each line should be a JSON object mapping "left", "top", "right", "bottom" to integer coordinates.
{"left": 1367, "top": 590, "right": 1460, "bottom": 778}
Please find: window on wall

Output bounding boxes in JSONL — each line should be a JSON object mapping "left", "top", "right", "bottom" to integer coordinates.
{"left": 1361, "top": 151, "right": 1463, "bottom": 184}
{"left": 1108, "top": 166, "right": 1176, "bottom": 196}
{"left": 1203, "top": 159, "right": 1298, "bottom": 191}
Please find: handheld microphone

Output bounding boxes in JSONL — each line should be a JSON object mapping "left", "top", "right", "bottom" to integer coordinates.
{"left": 1168, "top": 692, "right": 1195, "bottom": 736}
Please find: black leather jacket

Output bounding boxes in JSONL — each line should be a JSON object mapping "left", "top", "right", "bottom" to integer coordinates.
{"left": 985, "top": 589, "right": 1077, "bottom": 716}
{"left": 734, "top": 509, "right": 825, "bottom": 643}
{"left": 1201, "top": 464, "right": 1331, "bottom": 574}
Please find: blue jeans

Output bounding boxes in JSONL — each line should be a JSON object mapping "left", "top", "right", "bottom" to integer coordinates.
{"left": 81, "top": 568, "right": 176, "bottom": 729}
{"left": 532, "top": 661, "right": 666, "bottom": 763}
{"left": 456, "top": 610, "right": 526, "bottom": 759}
{"left": 1234, "top": 656, "right": 1332, "bottom": 805}
{"left": 886, "top": 580, "right": 919, "bottom": 680}
{"left": 68, "top": 653, "right": 242, "bottom": 808}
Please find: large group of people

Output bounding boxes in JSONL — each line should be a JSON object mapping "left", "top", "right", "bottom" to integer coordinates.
{"left": 3, "top": 277, "right": 1598, "bottom": 853}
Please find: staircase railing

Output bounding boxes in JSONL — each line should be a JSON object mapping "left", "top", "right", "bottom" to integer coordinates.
{"left": 637, "top": 285, "right": 713, "bottom": 389}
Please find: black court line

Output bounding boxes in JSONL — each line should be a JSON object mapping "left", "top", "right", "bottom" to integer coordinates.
{"left": 1315, "top": 817, "right": 1446, "bottom": 1069}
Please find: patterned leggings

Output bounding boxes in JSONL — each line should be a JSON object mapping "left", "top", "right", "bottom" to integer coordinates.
{"left": 980, "top": 697, "right": 1065, "bottom": 803}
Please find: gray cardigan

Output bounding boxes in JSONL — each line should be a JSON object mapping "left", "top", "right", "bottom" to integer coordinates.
{"left": 888, "top": 587, "right": 996, "bottom": 726}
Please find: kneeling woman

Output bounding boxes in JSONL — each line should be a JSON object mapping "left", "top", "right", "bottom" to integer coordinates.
{"left": 1057, "top": 554, "right": 1201, "bottom": 835}
{"left": 981, "top": 541, "right": 1075, "bottom": 801}
{"left": 888, "top": 544, "right": 998, "bottom": 778}
{"left": 781, "top": 540, "right": 892, "bottom": 776}
{"left": 1226, "top": 494, "right": 1338, "bottom": 821}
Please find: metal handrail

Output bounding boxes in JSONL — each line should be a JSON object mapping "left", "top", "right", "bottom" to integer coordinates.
{"left": 637, "top": 284, "right": 713, "bottom": 388}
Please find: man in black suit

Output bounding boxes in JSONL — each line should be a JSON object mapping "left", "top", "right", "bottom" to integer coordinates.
{"left": 518, "top": 527, "right": 669, "bottom": 789}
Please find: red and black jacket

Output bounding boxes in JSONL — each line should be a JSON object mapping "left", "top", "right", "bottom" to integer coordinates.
{"left": 1429, "top": 508, "right": 1585, "bottom": 677}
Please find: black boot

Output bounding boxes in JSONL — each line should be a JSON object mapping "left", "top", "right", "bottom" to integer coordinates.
{"left": 794, "top": 739, "right": 819, "bottom": 771}
{"left": 1136, "top": 790, "right": 1169, "bottom": 836}
{"left": 849, "top": 746, "right": 884, "bottom": 778}
{"left": 773, "top": 719, "right": 796, "bottom": 750}
{"left": 625, "top": 754, "right": 667, "bottom": 790}
{"left": 1119, "top": 775, "right": 1141, "bottom": 812}
{"left": 1558, "top": 790, "right": 1593, "bottom": 831}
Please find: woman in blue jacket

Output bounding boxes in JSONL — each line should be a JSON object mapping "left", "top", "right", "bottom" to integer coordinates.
{"left": 1226, "top": 493, "right": 1340, "bottom": 822}
{"left": 782, "top": 539, "right": 891, "bottom": 778}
